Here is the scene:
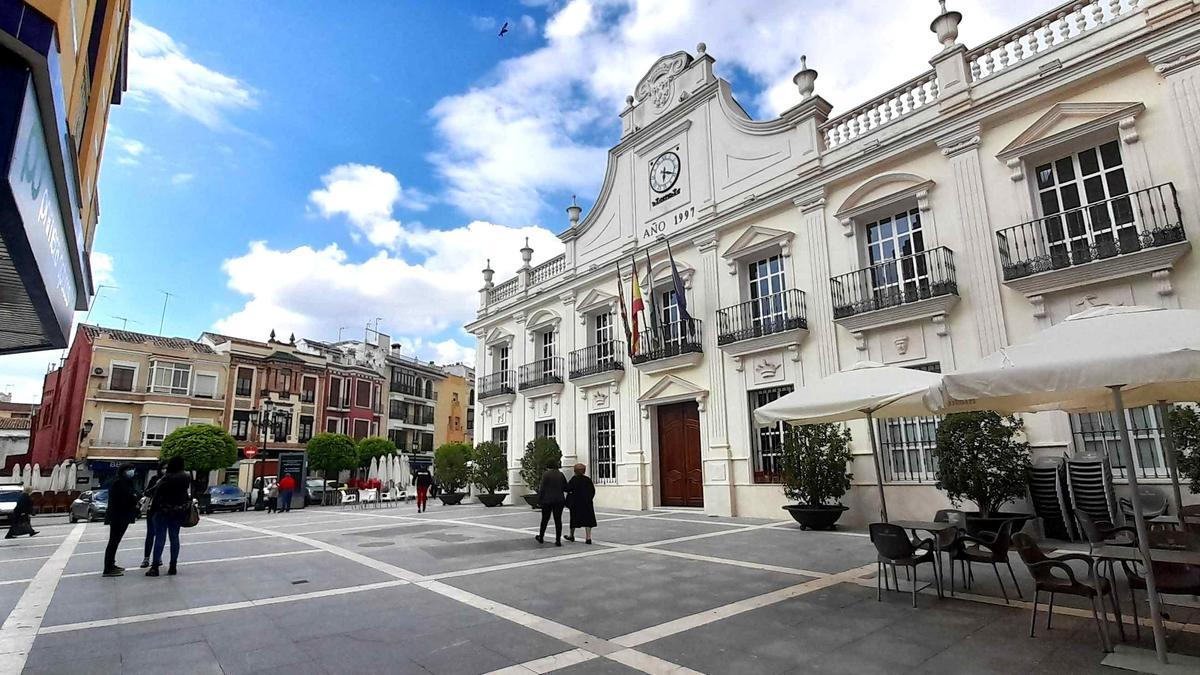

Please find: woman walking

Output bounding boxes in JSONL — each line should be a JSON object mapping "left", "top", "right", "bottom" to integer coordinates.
{"left": 564, "top": 463, "right": 596, "bottom": 544}
{"left": 146, "top": 455, "right": 190, "bottom": 577}
{"left": 103, "top": 464, "right": 139, "bottom": 577}
{"left": 3, "top": 487, "right": 37, "bottom": 539}
{"left": 534, "top": 459, "right": 568, "bottom": 546}
{"left": 265, "top": 480, "right": 278, "bottom": 513}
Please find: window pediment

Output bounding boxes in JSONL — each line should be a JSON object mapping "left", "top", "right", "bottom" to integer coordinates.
{"left": 721, "top": 226, "right": 793, "bottom": 275}
{"left": 644, "top": 258, "right": 695, "bottom": 291}
{"left": 482, "top": 327, "right": 514, "bottom": 348}
{"left": 576, "top": 289, "right": 618, "bottom": 325}
{"left": 835, "top": 174, "right": 933, "bottom": 238}
{"left": 525, "top": 308, "right": 562, "bottom": 335}
{"left": 637, "top": 374, "right": 708, "bottom": 416}
{"left": 997, "top": 102, "right": 1144, "bottom": 162}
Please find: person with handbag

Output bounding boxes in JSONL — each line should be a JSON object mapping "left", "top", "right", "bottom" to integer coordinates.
{"left": 564, "top": 463, "right": 597, "bottom": 545}
{"left": 266, "top": 480, "right": 279, "bottom": 513}
{"left": 534, "top": 459, "right": 568, "bottom": 547}
{"left": 103, "top": 464, "right": 139, "bottom": 577}
{"left": 140, "top": 464, "right": 163, "bottom": 569}
{"left": 146, "top": 455, "right": 191, "bottom": 577}
{"left": 4, "top": 487, "right": 37, "bottom": 539}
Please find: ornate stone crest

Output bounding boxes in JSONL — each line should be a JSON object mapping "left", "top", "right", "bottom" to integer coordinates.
{"left": 635, "top": 51, "right": 693, "bottom": 112}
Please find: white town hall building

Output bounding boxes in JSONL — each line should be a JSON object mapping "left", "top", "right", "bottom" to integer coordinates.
{"left": 468, "top": 0, "right": 1200, "bottom": 523}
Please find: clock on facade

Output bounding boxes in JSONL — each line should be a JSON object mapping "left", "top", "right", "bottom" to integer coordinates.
{"left": 649, "top": 151, "right": 681, "bottom": 193}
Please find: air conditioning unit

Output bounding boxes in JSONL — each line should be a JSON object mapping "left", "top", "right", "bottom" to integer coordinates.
{"left": 91, "top": 367, "right": 106, "bottom": 377}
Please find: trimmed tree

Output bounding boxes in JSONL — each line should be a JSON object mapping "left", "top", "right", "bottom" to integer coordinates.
{"left": 433, "top": 442, "right": 472, "bottom": 494}
{"left": 356, "top": 436, "right": 397, "bottom": 469}
{"left": 1170, "top": 406, "right": 1200, "bottom": 493}
{"left": 471, "top": 441, "right": 508, "bottom": 495}
{"left": 933, "top": 411, "right": 1031, "bottom": 518}
{"left": 520, "top": 436, "right": 562, "bottom": 493}
{"left": 307, "top": 433, "right": 357, "bottom": 503}
{"left": 159, "top": 424, "right": 238, "bottom": 493}
{"left": 780, "top": 423, "right": 853, "bottom": 506}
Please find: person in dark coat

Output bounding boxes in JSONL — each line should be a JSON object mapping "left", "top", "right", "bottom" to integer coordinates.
{"left": 564, "top": 463, "right": 597, "bottom": 544}
{"left": 413, "top": 467, "right": 433, "bottom": 513}
{"left": 146, "top": 455, "right": 190, "bottom": 577}
{"left": 141, "top": 464, "right": 163, "bottom": 568}
{"left": 535, "top": 459, "right": 568, "bottom": 546}
{"left": 103, "top": 463, "right": 139, "bottom": 577}
{"left": 4, "top": 487, "right": 37, "bottom": 539}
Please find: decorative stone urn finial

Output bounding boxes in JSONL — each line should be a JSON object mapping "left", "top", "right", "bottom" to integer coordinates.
{"left": 930, "top": 0, "right": 962, "bottom": 48}
{"left": 482, "top": 259, "right": 494, "bottom": 288}
{"left": 696, "top": 42, "right": 706, "bottom": 56}
{"left": 520, "top": 237, "right": 534, "bottom": 269}
{"left": 566, "top": 195, "right": 582, "bottom": 227}
{"left": 269, "top": 329, "right": 276, "bottom": 342}
{"left": 792, "top": 55, "right": 817, "bottom": 100}
{"left": 625, "top": 95, "right": 635, "bottom": 107}
{"left": 289, "top": 332, "right": 296, "bottom": 345}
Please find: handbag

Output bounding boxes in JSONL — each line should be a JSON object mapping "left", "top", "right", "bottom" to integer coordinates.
{"left": 182, "top": 500, "right": 200, "bottom": 528}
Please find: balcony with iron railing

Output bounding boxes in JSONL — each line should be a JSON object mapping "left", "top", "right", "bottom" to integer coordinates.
{"left": 996, "top": 183, "right": 1188, "bottom": 295}
{"left": 478, "top": 371, "right": 516, "bottom": 400}
{"left": 717, "top": 289, "right": 807, "bottom": 352}
{"left": 831, "top": 247, "right": 959, "bottom": 332}
{"left": 519, "top": 357, "right": 564, "bottom": 392}
{"left": 631, "top": 319, "right": 703, "bottom": 373}
{"left": 568, "top": 342, "right": 625, "bottom": 384}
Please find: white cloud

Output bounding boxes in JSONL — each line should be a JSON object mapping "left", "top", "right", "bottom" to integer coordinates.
{"left": 519, "top": 15, "right": 538, "bottom": 34}
{"left": 308, "top": 164, "right": 433, "bottom": 248}
{"left": 127, "top": 19, "right": 257, "bottom": 129}
{"left": 171, "top": 173, "right": 195, "bottom": 185}
{"left": 429, "top": 0, "right": 1056, "bottom": 224}
{"left": 470, "top": 15, "right": 498, "bottom": 31}
{"left": 120, "top": 139, "right": 146, "bottom": 157}
{"left": 91, "top": 252, "right": 115, "bottom": 286}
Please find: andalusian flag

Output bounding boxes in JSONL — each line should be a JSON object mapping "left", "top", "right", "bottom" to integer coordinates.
{"left": 630, "top": 257, "right": 645, "bottom": 352}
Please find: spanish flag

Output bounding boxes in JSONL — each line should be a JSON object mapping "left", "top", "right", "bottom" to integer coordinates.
{"left": 631, "top": 257, "right": 645, "bottom": 352}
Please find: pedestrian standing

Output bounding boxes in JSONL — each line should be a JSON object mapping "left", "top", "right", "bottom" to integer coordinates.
{"left": 146, "top": 455, "right": 190, "bottom": 577}
{"left": 141, "top": 464, "right": 164, "bottom": 568}
{"left": 534, "top": 459, "right": 568, "bottom": 547}
{"left": 4, "top": 487, "right": 37, "bottom": 539}
{"left": 564, "top": 463, "right": 597, "bottom": 545}
{"left": 266, "top": 480, "right": 278, "bottom": 513}
{"left": 278, "top": 474, "right": 296, "bottom": 513}
{"left": 413, "top": 467, "right": 433, "bottom": 513}
{"left": 103, "top": 464, "right": 139, "bottom": 577}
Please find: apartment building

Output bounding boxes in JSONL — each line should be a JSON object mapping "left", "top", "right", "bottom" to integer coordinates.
{"left": 438, "top": 363, "right": 475, "bottom": 446}
{"left": 385, "top": 352, "right": 442, "bottom": 454}
{"left": 469, "top": 0, "right": 1200, "bottom": 522}
{"left": 299, "top": 336, "right": 385, "bottom": 441}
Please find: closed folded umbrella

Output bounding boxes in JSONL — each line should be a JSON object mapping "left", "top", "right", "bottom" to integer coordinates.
{"left": 754, "top": 361, "right": 944, "bottom": 522}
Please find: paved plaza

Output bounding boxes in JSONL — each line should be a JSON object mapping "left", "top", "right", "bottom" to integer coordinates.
{"left": 1, "top": 504, "right": 1199, "bottom": 674}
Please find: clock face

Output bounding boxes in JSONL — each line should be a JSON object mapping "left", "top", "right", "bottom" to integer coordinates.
{"left": 649, "top": 151, "right": 681, "bottom": 194}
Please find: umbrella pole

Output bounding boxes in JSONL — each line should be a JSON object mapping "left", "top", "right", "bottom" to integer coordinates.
{"left": 1156, "top": 401, "right": 1185, "bottom": 519}
{"left": 864, "top": 410, "right": 889, "bottom": 523}
{"left": 1112, "top": 386, "right": 1168, "bottom": 663}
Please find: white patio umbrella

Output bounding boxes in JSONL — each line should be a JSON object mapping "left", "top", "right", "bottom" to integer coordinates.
{"left": 30, "top": 464, "right": 41, "bottom": 490}
{"left": 399, "top": 454, "right": 411, "bottom": 491}
{"left": 368, "top": 456, "right": 379, "bottom": 483}
{"left": 50, "top": 464, "right": 63, "bottom": 491}
{"left": 12, "top": 464, "right": 21, "bottom": 485}
{"left": 925, "top": 304, "right": 1200, "bottom": 667}
{"left": 66, "top": 463, "right": 77, "bottom": 490}
{"left": 22, "top": 463, "right": 31, "bottom": 488}
{"left": 753, "top": 361, "right": 944, "bottom": 523}
{"left": 381, "top": 455, "right": 392, "bottom": 486}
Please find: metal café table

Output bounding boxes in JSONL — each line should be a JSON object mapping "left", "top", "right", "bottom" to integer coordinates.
{"left": 892, "top": 520, "right": 956, "bottom": 599}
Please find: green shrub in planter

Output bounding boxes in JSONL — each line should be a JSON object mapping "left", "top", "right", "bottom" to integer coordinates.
{"left": 520, "top": 436, "right": 562, "bottom": 492}
{"left": 933, "top": 411, "right": 1030, "bottom": 518}
{"left": 433, "top": 442, "right": 472, "bottom": 494}
{"left": 471, "top": 441, "right": 508, "bottom": 495}
{"left": 1170, "top": 406, "right": 1200, "bottom": 493}
{"left": 780, "top": 424, "right": 853, "bottom": 506}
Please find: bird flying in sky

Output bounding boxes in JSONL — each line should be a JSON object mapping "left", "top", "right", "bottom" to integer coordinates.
{"left": 499, "top": 21, "right": 509, "bottom": 37}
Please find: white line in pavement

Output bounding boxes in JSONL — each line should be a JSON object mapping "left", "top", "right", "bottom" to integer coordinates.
{"left": 0, "top": 549, "right": 326, "bottom": 587}
{"left": 0, "top": 524, "right": 84, "bottom": 673}
{"left": 38, "top": 579, "right": 409, "bottom": 634}
{"left": 486, "top": 648, "right": 597, "bottom": 674}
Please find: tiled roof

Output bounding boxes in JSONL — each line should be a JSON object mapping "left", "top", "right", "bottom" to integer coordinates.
{"left": 0, "top": 418, "right": 30, "bottom": 430}
{"left": 83, "top": 325, "right": 216, "bottom": 354}
{"left": 0, "top": 402, "right": 36, "bottom": 413}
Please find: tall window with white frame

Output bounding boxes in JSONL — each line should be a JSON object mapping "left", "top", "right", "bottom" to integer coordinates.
{"left": 534, "top": 419, "right": 556, "bottom": 440}
{"left": 748, "top": 255, "right": 786, "bottom": 332}
{"left": 497, "top": 345, "right": 510, "bottom": 389}
{"left": 878, "top": 362, "right": 941, "bottom": 483}
{"left": 491, "top": 426, "right": 508, "bottom": 453}
{"left": 1070, "top": 405, "right": 1171, "bottom": 479}
{"left": 149, "top": 361, "right": 191, "bottom": 395}
{"left": 660, "top": 290, "right": 680, "bottom": 346}
{"left": 594, "top": 312, "right": 614, "bottom": 365}
{"left": 1035, "top": 140, "right": 1134, "bottom": 267}
{"left": 589, "top": 412, "right": 616, "bottom": 484}
{"left": 540, "top": 330, "right": 556, "bottom": 380}
{"left": 748, "top": 385, "right": 792, "bottom": 483}
{"left": 866, "top": 207, "right": 927, "bottom": 307}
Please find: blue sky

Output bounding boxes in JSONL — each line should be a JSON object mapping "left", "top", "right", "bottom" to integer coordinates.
{"left": 0, "top": 0, "right": 1056, "bottom": 401}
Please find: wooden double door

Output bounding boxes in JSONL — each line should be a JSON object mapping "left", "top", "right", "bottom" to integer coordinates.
{"left": 657, "top": 402, "right": 703, "bottom": 507}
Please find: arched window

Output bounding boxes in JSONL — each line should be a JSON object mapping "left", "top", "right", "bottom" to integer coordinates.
{"left": 425, "top": 381, "right": 434, "bottom": 399}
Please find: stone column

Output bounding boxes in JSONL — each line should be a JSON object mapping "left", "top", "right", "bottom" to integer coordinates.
{"left": 697, "top": 233, "right": 733, "bottom": 516}
{"left": 795, "top": 190, "right": 839, "bottom": 377}
{"left": 937, "top": 125, "right": 1008, "bottom": 357}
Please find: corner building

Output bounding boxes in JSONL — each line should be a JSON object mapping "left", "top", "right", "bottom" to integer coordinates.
{"left": 468, "top": 1, "right": 1200, "bottom": 523}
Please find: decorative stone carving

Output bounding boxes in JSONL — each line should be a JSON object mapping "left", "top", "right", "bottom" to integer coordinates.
{"left": 754, "top": 357, "right": 783, "bottom": 382}
{"left": 593, "top": 390, "right": 610, "bottom": 409}
{"left": 853, "top": 331, "right": 867, "bottom": 352}
{"left": 1119, "top": 116, "right": 1140, "bottom": 145}
{"left": 635, "top": 51, "right": 693, "bottom": 112}
{"left": 894, "top": 335, "right": 909, "bottom": 356}
{"left": 1154, "top": 269, "right": 1175, "bottom": 298}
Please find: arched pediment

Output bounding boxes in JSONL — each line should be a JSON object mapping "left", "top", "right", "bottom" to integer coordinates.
{"left": 526, "top": 308, "right": 562, "bottom": 335}
{"left": 835, "top": 172, "right": 931, "bottom": 219}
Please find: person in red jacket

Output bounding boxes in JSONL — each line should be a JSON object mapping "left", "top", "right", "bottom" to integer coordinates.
{"left": 277, "top": 474, "right": 296, "bottom": 513}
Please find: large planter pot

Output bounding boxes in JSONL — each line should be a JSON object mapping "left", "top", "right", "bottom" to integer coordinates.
{"left": 522, "top": 494, "right": 540, "bottom": 510}
{"left": 964, "top": 512, "right": 1033, "bottom": 537}
{"left": 438, "top": 492, "right": 466, "bottom": 506}
{"left": 477, "top": 493, "right": 507, "bottom": 507}
{"left": 782, "top": 504, "right": 848, "bottom": 531}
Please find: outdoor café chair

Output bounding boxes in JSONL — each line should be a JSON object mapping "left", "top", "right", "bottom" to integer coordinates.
{"left": 870, "top": 522, "right": 942, "bottom": 608}
{"left": 340, "top": 488, "right": 358, "bottom": 510}
{"left": 1013, "top": 533, "right": 1114, "bottom": 647}
{"left": 1077, "top": 511, "right": 1136, "bottom": 551}
{"left": 1119, "top": 487, "right": 1168, "bottom": 523}
{"left": 952, "top": 518, "right": 1023, "bottom": 603}
{"left": 1120, "top": 557, "right": 1200, "bottom": 641}
{"left": 930, "top": 509, "right": 967, "bottom": 594}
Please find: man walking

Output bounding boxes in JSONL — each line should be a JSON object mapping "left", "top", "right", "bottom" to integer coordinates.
{"left": 413, "top": 466, "right": 433, "bottom": 513}
{"left": 4, "top": 487, "right": 37, "bottom": 539}
{"left": 277, "top": 474, "right": 296, "bottom": 513}
{"left": 104, "top": 464, "right": 139, "bottom": 577}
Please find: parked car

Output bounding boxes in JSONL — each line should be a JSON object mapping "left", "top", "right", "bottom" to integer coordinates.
{"left": 0, "top": 487, "right": 22, "bottom": 524}
{"left": 205, "top": 485, "right": 247, "bottom": 514}
{"left": 305, "top": 479, "right": 335, "bottom": 505}
{"left": 69, "top": 490, "right": 109, "bottom": 523}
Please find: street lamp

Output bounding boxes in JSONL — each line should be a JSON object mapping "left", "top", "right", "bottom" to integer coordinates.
{"left": 250, "top": 400, "right": 292, "bottom": 508}
{"left": 79, "top": 419, "right": 94, "bottom": 440}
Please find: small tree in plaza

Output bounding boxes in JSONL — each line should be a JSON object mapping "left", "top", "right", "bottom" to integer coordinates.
{"left": 159, "top": 424, "right": 238, "bottom": 492}
{"left": 470, "top": 441, "right": 508, "bottom": 495}
{"left": 307, "top": 433, "right": 357, "bottom": 500}
{"left": 779, "top": 423, "right": 853, "bottom": 506}
{"left": 433, "top": 442, "right": 472, "bottom": 494}
{"left": 934, "top": 411, "right": 1031, "bottom": 518}
{"left": 356, "top": 435, "right": 396, "bottom": 468}
{"left": 1169, "top": 406, "right": 1200, "bottom": 493}
{"left": 520, "top": 436, "right": 562, "bottom": 492}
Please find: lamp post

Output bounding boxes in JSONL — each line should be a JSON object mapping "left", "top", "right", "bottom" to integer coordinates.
{"left": 249, "top": 400, "right": 290, "bottom": 509}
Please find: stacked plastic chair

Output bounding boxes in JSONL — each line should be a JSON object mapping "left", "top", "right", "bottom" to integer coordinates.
{"left": 1027, "top": 456, "right": 1075, "bottom": 541}
{"left": 1066, "top": 451, "right": 1120, "bottom": 528}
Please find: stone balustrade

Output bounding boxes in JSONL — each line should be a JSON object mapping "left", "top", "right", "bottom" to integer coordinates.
{"left": 821, "top": 72, "right": 939, "bottom": 149}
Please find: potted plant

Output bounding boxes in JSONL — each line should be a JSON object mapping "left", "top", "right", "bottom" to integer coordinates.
{"left": 1169, "top": 406, "right": 1200, "bottom": 494}
{"left": 433, "top": 442, "right": 472, "bottom": 505}
{"left": 779, "top": 423, "right": 853, "bottom": 530}
{"left": 934, "top": 411, "right": 1033, "bottom": 534}
{"left": 519, "top": 436, "right": 561, "bottom": 509}
{"left": 471, "top": 441, "right": 508, "bottom": 507}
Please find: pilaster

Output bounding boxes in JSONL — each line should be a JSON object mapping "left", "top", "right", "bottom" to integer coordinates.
{"left": 794, "top": 190, "right": 838, "bottom": 377}
{"left": 1150, "top": 36, "right": 1200, "bottom": 225}
{"left": 696, "top": 234, "right": 728, "bottom": 450}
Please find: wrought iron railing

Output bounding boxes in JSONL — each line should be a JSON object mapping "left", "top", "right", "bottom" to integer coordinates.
{"left": 831, "top": 247, "right": 958, "bottom": 319}
{"left": 717, "top": 289, "right": 807, "bottom": 346}
{"left": 519, "top": 357, "right": 564, "bottom": 390}
{"left": 478, "top": 371, "right": 515, "bottom": 399}
{"left": 631, "top": 319, "right": 703, "bottom": 364}
{"left": 568, "top": 343, "right": 625, "bottom": 379}
{"left": 996, "top": 183, "right": 1184, "bottom": 281}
